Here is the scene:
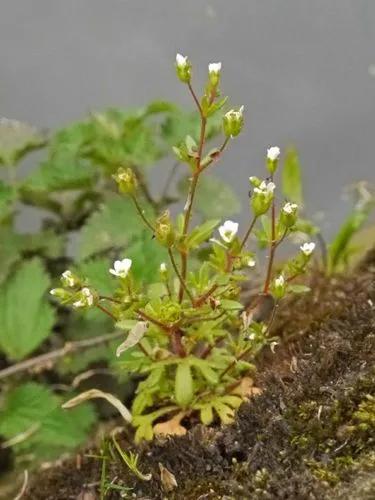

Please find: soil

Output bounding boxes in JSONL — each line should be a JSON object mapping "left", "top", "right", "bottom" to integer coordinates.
{"left": 24, "top": 250, "right": 375, "bottom": 499}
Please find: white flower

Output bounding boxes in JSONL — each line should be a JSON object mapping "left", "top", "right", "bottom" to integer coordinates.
{"left": 50, "top": 289, "right": 58, "bottom": 296}
{"left": 254, "top": 181, "right": 276, "bottom": 195}
{"left": 73, "top": 287, "right": 94, "bottom": 308}
{"left": 274, "top": 275, "right": 285, "bottom": 288}
{"left": 282, "top": 202, "right": 298, "bottom": 215}
{"left": 208, "top": 62, "right": 222, "bottom": 74}
{"left": 109, "top": 258, "right": 132, "bottom": 278}
{"left": 176, "top": 53, "right": 188, "bottom": 68}
{"left": 267, "top": 146, "right": 281, "bottom": 161}
{"left": 247, "top": 257, "right": 256, "bottom": 268}
{"left": 218, "top": 220, "right": 239, "bottom": 243}
{"left": 224, "top": 105, "right": 244, "bottom": 122}
{"left": 160, "top": 262, "right": 167, "bottom": 273}
{"left": 61, "top": 270, "right": 76, "bottom": 287}
{"left": 300, "top": 242, "right": 316, "bottom": 256}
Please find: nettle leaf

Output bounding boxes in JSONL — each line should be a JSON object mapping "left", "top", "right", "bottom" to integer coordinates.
{"left": 23, "top": 153, "right": 95, "bottom": 193}
{"left": 0, "top": 118, "right": 45, "bottom": 166}
{"left": 20, "top": 229, "right": 65, "bottom": 259}
{"left": 174, "top": 362, "right": 194, "bottom": 407}
{"left": 0, "top": 259, "right": 55, "bottom": 360}
{"left": 0, "top": 227, "right": 22, "bottom": 284}
{"left": 0, "top": 180, "right": 16, "bottom": 219}
{"left": 78, "top": 258, "right": 116, "bottom": 295}
{"left": 78, "top": 196, "right": 144, "bottom": 260}
{"left": 282, "top": 147, "right": 303, "bottom": 205}
{"left": 125, "top": 230, "right": 167, "bottom": 283}
{"left": 161, "top": 109, "right": 221, "bottom": 147}
{"left": 0, "top": 383, "right": 95, "bottom": 459}
{"left": 178, "top": 175, "right": 240, "bottom": 219}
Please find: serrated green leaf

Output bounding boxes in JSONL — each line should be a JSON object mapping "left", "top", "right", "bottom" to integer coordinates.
{"left": 0, "top": 118, "right": 45, "bottom": 166}
{"left": 178, "top": 175, "right": 240, "bottom": 219}
{"left": 125, "top": 230, "right": 167, "bottom": 283}
{"left": 78, "top": 196, "right": 144, "bottom": 260}
{"left": 0, "top": 383, "right": 96, "bottom": 459}
{"left": 282, "top": 147, "right": 303, "bottom": 205}
{"left": 0, "top": 226, "right": 22, "bottom": 284}
{"left": 0, "top": 259, "right": 55, "bottom": 359}
{"left": 0, "top": 180, "right": 16, "bottom": 219}
{"left": 175, "top": 362, "right": 194, "bottom": 407}
{"left": 20, "top": 229, "right": 65, "bottom": 259}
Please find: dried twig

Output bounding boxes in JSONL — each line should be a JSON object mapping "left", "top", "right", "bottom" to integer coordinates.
{"left": 0, "top": 331, "right": 124, "bottom": 381}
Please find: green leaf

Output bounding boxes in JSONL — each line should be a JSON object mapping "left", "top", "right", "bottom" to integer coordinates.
{"left": 282, "top": 147, "right": 303, "bottom": 205}
{"left": 0, "top": 226, "right": 22, "bottom": 284}
{"left": 20, "top": 229, "right": 65, "bottom": 259}
{"left": 186, "top": 219, "right": 220, "bottom": 249}
{"left": 78, "top": 196, "right": 144, "bottom": 260}
{"left": 0, "top": 259, "right": 55, "bottom": 359}
{"left": 178, "top": 175, "right": 240, "bottom": 219}
{"left": 0, "top": 180, "right": 16, "bottom": 219}
{"left": 0, "top": 118, "right": 45, "bottom": 166}
{"left": 220, "top": 299, "right": 244, "bottom": 311}
{"left": 328, "top": 207, "right": 373, "bottom": 273}
{"left": 200, "top": 404, "right": 214, "bottom": 425}
{"left": 174, "top": 362, "right": 194, "bottom": 407}
{"left": 125, "top": 230, "right": 167, "bottom": 283}
{"left": 0, "top": 383, "right": 95, "bottom": 459}
{"left": 78, "top": 257, "right": 116, "bottom": 295}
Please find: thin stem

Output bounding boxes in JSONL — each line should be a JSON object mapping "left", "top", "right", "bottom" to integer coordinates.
{"left": 168, "top": 249, "right": 194, "bottom": 304}
{"left": 131, "top": 194, "right": 155, "bottom": 232}
{"left": 132, "top": 165, "right": 158, "bottom": 210}
{"left": 0, "top": 331, "right": 125, "bottom": 380}
{"left": 239, "top": 215, "right": 258, "bottom": 251}
{"left": 136, "top": 309, "right": 171, "bottom": 333}
{"left": 200, "top": 136, "right": 230, "bottom": 172}
{"left": 263, "top": 176, "right": 277, "bottom": 293}
{"left": 160, "top": 161, "right": 180, "bottom": 203}
{"left": 99, "top": 295, "right": 122, "bottom": 304}
{"left": 96, "top": 304, "right": 117, "bottom": 321}
{"left": 188, "top": 82, "right": 202, "bottom": 114}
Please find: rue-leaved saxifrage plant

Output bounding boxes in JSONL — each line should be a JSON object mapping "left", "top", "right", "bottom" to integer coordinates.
{"left": 56, "top": 54, "right": 318, "bottom": 442}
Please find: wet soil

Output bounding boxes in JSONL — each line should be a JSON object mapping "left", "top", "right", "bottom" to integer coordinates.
{"left": 25, "top": 250, "right": 375, "bottom": 499}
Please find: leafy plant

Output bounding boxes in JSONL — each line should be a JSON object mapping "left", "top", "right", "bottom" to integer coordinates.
{"left": 59, "top": 55, "right": 320, "bottom": 442}
{"left": 0, "top": 96, "right": 225, "bottom": 466}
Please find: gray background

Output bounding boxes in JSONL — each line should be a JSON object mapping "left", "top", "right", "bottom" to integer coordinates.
{"left": 1, "top": 0, "right": 374, "bottom": 235}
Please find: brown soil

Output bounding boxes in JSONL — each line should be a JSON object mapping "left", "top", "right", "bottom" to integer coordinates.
{"left": 25, "top": 250, "right": 375, "bottom": 499}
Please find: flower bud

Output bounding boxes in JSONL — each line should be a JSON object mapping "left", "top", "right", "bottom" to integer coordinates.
{"left": 175, "top": 53, "right": 191, "bottom": 83}
{"left": 208, "top": 62, "right": 222, "bottom": 87}
{"left": 251, "top": 181, "right": 276, "bottom": 216}
{"left": 266, "top": 146, "right": 281, "bottom": 174}
{"left": 60, "top": 270, "right": 80, "bottom": 288}
{"left": 280, "top": 202, "right": 298, "bottom": 228}
{"left": 249, "top": 176, "right": 262, "bottom": 188}
{"left": 50, "top": 288, "right": 71, "bottom": 301}
{"left": 113, "top": 167, "right": 138, "bottom": 195}
{"left": 154, "top": 211, "right": 175, "bottom": 247}
{"left": 223, "top": 106, "right": 244, "bottom": 138}
{"left": 271, "top": 274, "right": 286, "bottom": 299}
{"left": 72, "top": 287, "right": 96, "bottom": 309}
{"left": 159, "top": 262, "right": 168, "bottom": 277}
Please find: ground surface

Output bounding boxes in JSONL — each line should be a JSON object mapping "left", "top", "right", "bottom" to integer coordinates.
{"left": 25, "top": 250, "right": 375, "bottom": 499}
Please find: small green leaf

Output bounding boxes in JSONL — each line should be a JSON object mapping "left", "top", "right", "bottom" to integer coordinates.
{"left": 0, "top": 259, "right": 55, "bottom": 360}
{"left": 186, "top": 219, "right": 220, "bottom": 249}
{"left": 220, "top": 299, "right": 244, "bottom": 311}
{"left": 174, "top": 362, "right": 194, "bottom": 407}
{"left": 282, "top": 147, "right": 303, "bottom": 205}
{"left": 200, "top": 404, "right": 214, "bottom": 425}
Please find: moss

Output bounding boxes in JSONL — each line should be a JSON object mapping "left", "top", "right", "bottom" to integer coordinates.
{"left": 26, "top": 250, "right": 375, "bottom": 499}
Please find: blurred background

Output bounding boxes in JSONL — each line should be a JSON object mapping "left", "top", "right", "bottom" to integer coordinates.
{"left": 1, "top": 0, "right": 374, "bottom": 233}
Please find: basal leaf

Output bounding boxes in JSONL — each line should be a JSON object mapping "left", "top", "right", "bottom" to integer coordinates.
{"left": 0, "top": 118, "right": 45, "bottom": 166}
